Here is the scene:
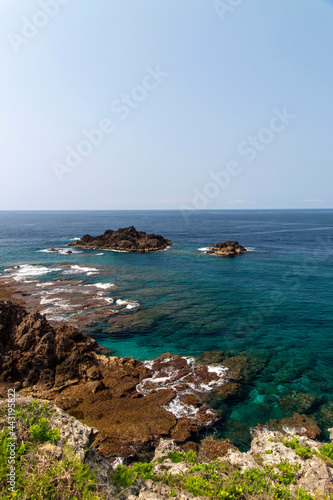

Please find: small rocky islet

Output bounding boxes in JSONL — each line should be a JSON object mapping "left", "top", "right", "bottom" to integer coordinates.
{"left": 206, "top": 241, "right": 247, "bottom": 257}
{"left": 68, "top": 225, "right": 172, "bottom": 253}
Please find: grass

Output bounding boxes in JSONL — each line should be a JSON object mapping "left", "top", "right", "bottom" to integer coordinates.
{"left": 0, "top": 398, "right": 105, "bottom": 499}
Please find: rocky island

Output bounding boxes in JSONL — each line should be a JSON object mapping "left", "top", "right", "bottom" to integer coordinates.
{"left": 68, "top": 226, "right": 172, "bottom": 253}
{"left": 206, "top": 241, "right": 247, "bottom": 257}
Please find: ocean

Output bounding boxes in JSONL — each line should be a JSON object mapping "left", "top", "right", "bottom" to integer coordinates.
{"left": 0, "top": 209, "right": 332, "bottom": 448}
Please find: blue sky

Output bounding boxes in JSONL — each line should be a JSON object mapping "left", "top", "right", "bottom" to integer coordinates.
{"left": 0, "top": 0, "right": 332, "bottom": 210}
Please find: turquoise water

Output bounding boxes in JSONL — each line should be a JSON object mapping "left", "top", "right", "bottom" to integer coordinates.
{"left": 0, "top": 210, "right": 332, "bottom": 447}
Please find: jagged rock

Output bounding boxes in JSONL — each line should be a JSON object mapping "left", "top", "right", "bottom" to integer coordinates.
{"left": 268, "top": 412, "right": 321, "bottom": 439}
{"left": 206, "top": 241, "right": 246, "bottom": 257}
{"left": 198, "top": 437, "right": 238, "bottom": 462}
{"left": 68, "top": 226, "right": 172, "bottom": 253}
{"left": 153, "top": 438, "right": 181, "bottom": 461}
{"left": 225, "top": 430, "right": 333, "bottom": 497}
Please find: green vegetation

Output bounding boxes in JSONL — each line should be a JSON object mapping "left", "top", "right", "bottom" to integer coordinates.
{"left": 1, "top": 398, "right": 332, "bottom": 499}
{"left": 283, "top": 437, "right": 314, "bottom": 460}
{"left": 156, "top": 450, "right": 197, "bottom": 464}
{"left": 0, "top": 399, "right": 104, "bottom": 499}
{"left": 320, "top": 443, "right": 333, "bottom": 460}
{"left": 113, "top": 462, "right": 154, "bottom": 488}
{"left": 114, "top": 454, "right": 332, "bottom": 499}
{"left": 29, "top": 417, "right": 60, "bottom": 444}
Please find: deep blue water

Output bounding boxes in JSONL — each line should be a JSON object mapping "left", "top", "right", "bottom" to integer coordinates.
{"left": 0, "top": 210, "right": 332, "bottom": 447}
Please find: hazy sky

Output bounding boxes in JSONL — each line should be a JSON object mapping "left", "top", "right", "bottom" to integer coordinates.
{"left": 0, "top": 0, "right": 332, "bottom": 210}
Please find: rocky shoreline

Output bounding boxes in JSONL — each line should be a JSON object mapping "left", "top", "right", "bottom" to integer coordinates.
{"left": 68, "top": 226, "right": 172, "bottom": 253}
{"left": 0, "top": 299, "right": 251, "bottom": 460}
{"left": 1, "top": 395, "right": 332, "bottom": 499}
{"left": 1, "top": 297, "right": 333, "bottom": 498}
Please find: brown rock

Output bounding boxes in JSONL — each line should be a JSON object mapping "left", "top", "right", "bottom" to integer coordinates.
{"left": 198, "top": 437, "right": 238, "bottom": 462}
{"left": 170, "top": 417, "right": 198, "bottom": 442}
{"left": 86, "top": 365, "right": 102, "bottom": 380}
{"left": 180, "top": 441, "right": 198, "bottom": 453}
{"left": 268, "top": 413, "right": 321, "bottom": 439}
{"left": 86, "top": 380, "right": 105, "bottom": 394}
{"left": 206, "top": 241, "right": 247, "bottom": 257}
{"left": 214, "top": 382, "right": 241, "bottom": 400}
{"left": 221, "top": 355, "right": 250, "bottom": 380}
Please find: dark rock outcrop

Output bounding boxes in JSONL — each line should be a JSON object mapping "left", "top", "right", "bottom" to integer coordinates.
{"left": 206, "top": 241, "right": 246, "bottom": 257}
{"left": 68, "top": 226, "right": 172, "bottom": 253}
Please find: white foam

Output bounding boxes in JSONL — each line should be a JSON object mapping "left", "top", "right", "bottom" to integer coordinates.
{"left": 96, "top": 253, "right": 104, "bottom": 256}
{"left": 137, "top": 356, "right": 228, "bottom": 422}
{"left": 38, "top": 248, "right": 82, "bottom": 255}
{"left": 69, "top": 237, "right": 81, "bottom": 241}
{"left": 116, "top": 299, "right": 127, "bottom": 306}
{"left": 282, "top": 426, "right": 307, "bottom": 435}
{"left": 4, "top": 265, "right": 61, "bottom": 281}
{"left": 126, "top": 302, "right": 139, "bottom": 309}
{"left": 94, "top": 283, "right": 115, "bottom": 289}
{"left": 246, "top": 247, "right": 255, "bottom": 252}
{"left": 164, "top": 396, "right": 199, "bottom": 419}
{"left": 198, "top": 247, "right": 209, "bottom": 252}
{"left": 36, "top": 282, "right": 55, "bottom": 287}
{"left": 116, "top": 299, "right": 140, "bottom": 309}
{"left": 63, "top": 265, "right": 99, "bottom": 276}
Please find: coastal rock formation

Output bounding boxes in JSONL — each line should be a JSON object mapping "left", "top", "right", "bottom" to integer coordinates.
{"left": 206, "top": 241, "right": 246, "bottom": 257}
{"left": 68, "top": 226, "right": 172, "bottom": 253}
{"left": 267, "top": 412, "right": 322, "bottom": 439}
{"left": 2, "top": 397, "right": 332, "bottom": 499}
{"left": 0, "top": 300, "right": 230, "bottom": 459}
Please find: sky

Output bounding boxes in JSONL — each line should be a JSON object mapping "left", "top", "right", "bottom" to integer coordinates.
{"left": 0, "top": 0, "right": 332, "bottom": 210}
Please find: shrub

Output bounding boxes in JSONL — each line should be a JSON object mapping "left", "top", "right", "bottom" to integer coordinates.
{"left": 320, "top": 442, "right": 333, "bottom": 460}
{"left": 283, "top": 437, "right": 314, "bottom": 460}
{"left": 29, "top": 417, "right": 60, "bottom": 443}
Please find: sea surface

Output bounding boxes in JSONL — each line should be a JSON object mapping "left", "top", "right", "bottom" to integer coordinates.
{"left": 0, "top": 210, "right": 332, "bottom": 448}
